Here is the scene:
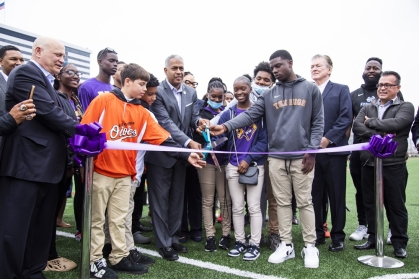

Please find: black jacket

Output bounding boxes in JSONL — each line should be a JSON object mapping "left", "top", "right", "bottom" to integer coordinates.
{"left": 0, "top": 62, "right": 78, "bottom": 184}
{"left": 353, "top": 98, "right": 414, "bottom": 166}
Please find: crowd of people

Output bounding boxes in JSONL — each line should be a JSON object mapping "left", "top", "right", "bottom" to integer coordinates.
{"left": 0, "top": 36, "right": 417, "bottom": 279}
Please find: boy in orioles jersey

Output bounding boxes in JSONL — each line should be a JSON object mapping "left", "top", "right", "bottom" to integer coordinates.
{"left": 82, "top": 63, "right": 205, "bottom": 279}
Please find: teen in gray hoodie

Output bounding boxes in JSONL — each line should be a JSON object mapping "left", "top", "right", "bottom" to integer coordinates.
{"left": 211, "top": 50, "right": 324, "bottom": 269}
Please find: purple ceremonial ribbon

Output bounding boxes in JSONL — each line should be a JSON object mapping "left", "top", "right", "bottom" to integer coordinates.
{"left": 366, "top": 134, "right": 398, "bottom": 158}
{"left": 105, "top": 141, "right": 370, "bottom": 155}
{"left": 69, "top": 122, "right": 107, "bottom": 167}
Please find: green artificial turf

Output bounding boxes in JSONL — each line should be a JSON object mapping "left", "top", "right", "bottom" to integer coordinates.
{"left": 45, "top": 158, "right": 419, "bottom": 279}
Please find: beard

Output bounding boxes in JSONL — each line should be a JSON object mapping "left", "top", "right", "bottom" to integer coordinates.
{"left": 362, "top": 72, "right": 381, "bottom": 89}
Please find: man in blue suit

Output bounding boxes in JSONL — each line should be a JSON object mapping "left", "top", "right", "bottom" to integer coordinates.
{"left": 310, "top": 54, "right": 352, "bottom": 252}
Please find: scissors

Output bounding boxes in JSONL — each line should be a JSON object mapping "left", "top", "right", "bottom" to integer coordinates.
{"left": 202, "top": 125, "right": 227, "bottom": 172}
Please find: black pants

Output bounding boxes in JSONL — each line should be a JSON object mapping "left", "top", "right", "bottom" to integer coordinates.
{"left": 132, "top": 174, "right": 147, "bottom": 233}
{"left": 349, "top": 151, "right": 367, "bottom": 226}
{"left": 73, "top": 167, "right": 85, "bottom": 232}
{"left": 146, "top": 161, "right": 186, "bottom": 249}
{"left": 0, "top": 177, "right": 58, "bottom": 279}
{"left": 362, "top": 164, "right": 408, "bottom": 248}
{"left": 181, "top": 165, "right": 202, "bottom": 237}
{"left": 312, "top": 154, "right": 347, "bottom": 242}
{"left": 48, "top": 175, "right": 72, "bottom": 260}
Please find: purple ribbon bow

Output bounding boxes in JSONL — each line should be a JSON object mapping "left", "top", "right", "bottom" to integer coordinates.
{"left": 68, "top": 122, "right": 107, "bottom": 167}
{"left": 367, "top": 134, "right": 398, "bottom": 158}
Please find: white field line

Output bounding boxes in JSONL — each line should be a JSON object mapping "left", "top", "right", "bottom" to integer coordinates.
{"left": 56, "top": 230, "right": 285, "bottom": 279}
{"left": 368, "top": 274, "right": 419, "bottom": 279}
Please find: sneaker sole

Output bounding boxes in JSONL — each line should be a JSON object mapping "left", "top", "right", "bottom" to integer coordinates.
{"left": 304, "top": 262, "right": 319, "bottom": 269}
{"left": 268, "top": 251, "right": 295, "bottom": 264}
{"left": 228, "top": 251, "right": 245, "bottom": 257}
{"left": 243, "top": 253, "right": 260, "bottom": 261}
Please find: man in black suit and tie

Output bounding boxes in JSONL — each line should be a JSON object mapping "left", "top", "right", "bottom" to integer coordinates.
{"left": 310, "top": 54, "right": 352, "bottom": 252}
{"left": 0, "top": 36, "right": 78, "bottom": 279}
{"left": 0, "top": 45, "right": 25, "bottom": 116}
{"left": 145, "top": 54, "right": 209, "bottom": 260}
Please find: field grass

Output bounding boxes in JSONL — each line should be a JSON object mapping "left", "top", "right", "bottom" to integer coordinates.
{"left": 45, "top": 158, "right": 419, "bottom": 279}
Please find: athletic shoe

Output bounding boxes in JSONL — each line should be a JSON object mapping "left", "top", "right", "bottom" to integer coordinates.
{"left": 228, "top": 241, "right": 247, "bottom": 257}
{"left": 323, "top": 223, "right": 330, "bottom": 238}
{"left": 129, "top": 248, "right": 155, "bottom": 266}
{"left": 205, "top": 236, "right": 216, "bottom": 252}
{"left": 301, "top": 244, "right": 319, "bottom": 269}
{"left": 74, "top": 230, "right": 82, "bottom": 241}
{"left": 111, "top": 256, "right": 148, "bottom": 274}
{"left": 387, "top": 229, "right": 392, "bottom": 245}
{"left": 268, "top": 242, "right": 295, "bottom": 264}
{"left": 349, "top": 225, "right": 368, "bottom": 241}
{"left": 90, "top": 258, "right": 117, "bottom": 279}
{"left": 243, "top": 244, "right": 260, "bottom": 261}
{"left": 268, "top": 233, "right": 281, "bottom": 252}
{"left": 219, "top": 235, "right": 231, "bottom": 250}
{"left": 292, "top": 215, "right": 299, "bottom": 225}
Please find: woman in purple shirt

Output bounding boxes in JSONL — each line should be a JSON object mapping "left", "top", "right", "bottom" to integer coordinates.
{"left": 217, "top": 76, "right": 268, "bottom": 261}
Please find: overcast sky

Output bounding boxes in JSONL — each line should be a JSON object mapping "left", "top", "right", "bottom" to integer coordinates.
{"left": 1, "top": 0, "right": 419, "bottom": 107}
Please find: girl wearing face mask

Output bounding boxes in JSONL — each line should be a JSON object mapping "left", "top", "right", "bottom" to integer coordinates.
{"left": 217, "top": 76, "right": 268, "bottom": 261}
{"left": 193, "top": 78, "right": 232, "bottom": 253}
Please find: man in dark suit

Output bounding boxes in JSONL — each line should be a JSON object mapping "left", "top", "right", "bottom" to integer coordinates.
{"left": 0, "top": 36, "right": 78, "bottom": 279}
{"left": 0, "top": 45, "right": 25, "bottom": 114}
{"left": 310, "top": 54, "right": 352, "bottom": 252}
{"left": 145, "top": 54, "right": 209, "bottom": 261}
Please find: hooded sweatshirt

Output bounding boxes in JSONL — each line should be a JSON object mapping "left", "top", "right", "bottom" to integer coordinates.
{"left": 223, "top": 76, "right": 324, "bottom": 159}
{"left": 81, "top": 88, "right": 188, "bottom": 179}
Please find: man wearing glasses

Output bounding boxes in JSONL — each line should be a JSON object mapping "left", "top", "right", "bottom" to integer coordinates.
{"left": 352, "top": 71, "right": 413, "bottom": 259}
{"left": 79, "top": 48, "right": 118, "bottom": 110}
{"left": 348, "top": 58, "right": 404, "bottom": 243}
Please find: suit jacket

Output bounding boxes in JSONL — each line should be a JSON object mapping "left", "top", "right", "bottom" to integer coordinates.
{"left": 0, "top": 73, "right": 6, "bottom": 112}
{"left": 145, "top": 79, "right": 200, "bottom": 168}
{"left": 411, "top": 108, "right": 419, "bottom": 145}
{"left": 0, "top": 61, "right": 78, "bottom": 184}
{"left": 322, "top": 81, "right": 353, "bottom": 155}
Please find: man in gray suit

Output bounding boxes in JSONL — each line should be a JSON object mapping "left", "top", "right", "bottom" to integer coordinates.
{"left": 0, "top": 45, "right": 25, "bottom": 112}
{"left": 145, "top": 54, "right": 209, "bottom": 261}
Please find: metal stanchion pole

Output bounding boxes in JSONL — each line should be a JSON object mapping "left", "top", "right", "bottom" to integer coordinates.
{"left": 81, "top": 157, "right": 94, "bottom": 278}
{"left": 358, "top": 157, "right": 404, "bottom": 268}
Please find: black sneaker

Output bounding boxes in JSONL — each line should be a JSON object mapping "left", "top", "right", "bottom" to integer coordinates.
{"left": 219, "top": 235, "right": 231, "bottom": 250}
{"left": 111, "top": 256, "right": 148, "bottom": 275}
{"left": 205, "top": 236, "right": 216, "bottom": 252}
{"left": 90, "top": 258, "right": 117, "bottom": 279}
{"left": 228, "top": 241, "right": 247, "bottom": 257}
{"left": 129, "top": 248, "right": 155, "bottom": 266}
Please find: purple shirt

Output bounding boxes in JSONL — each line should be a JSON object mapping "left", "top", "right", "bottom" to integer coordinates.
{"left": 230, "top": 108, "right": 258, "bottom": 166}
{"left": 78, "top": 78, "right": 113, "bottom": 110}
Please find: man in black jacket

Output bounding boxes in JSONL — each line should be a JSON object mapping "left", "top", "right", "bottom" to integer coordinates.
{"left": 352, "top": 71, "right": 413, "bottom": 258}
{"left": 0, "top": 36, "right": 78, "bottom": 278}
{"left": 349, "top": 58, "right": 404, "bottom": 242}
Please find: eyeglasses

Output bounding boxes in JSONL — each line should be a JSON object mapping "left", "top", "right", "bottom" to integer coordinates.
{"left": 184, "top": 80, "right": 198, "bottom": 87}
{"left": 98, "top": 47, "right": 118, "bottom": 59}
{"left": 376, "top": 83, "right": 399, "bottom": 89}
{"left": 63, "top": 70, "right": 82, "bottom": 78}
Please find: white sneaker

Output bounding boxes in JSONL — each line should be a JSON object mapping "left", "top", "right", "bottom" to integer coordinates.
{"left": 301, "top": 244, "right": 319, "bottom": 269}
{"left": 387, "top": 229, "right": 392, "bottom": 245}
{"left": 349, "top": 225, "right": 368, "bottom": 241}
{"left": 268, "top": 242, "right": 295, "bottom": 264}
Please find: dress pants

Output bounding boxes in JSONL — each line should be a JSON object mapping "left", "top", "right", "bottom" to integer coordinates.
{"left": 181, "top": 165, "right": 203, "bottom": 237}
{"left": 132, "top": 174, "right": 147, "bottom": 233}
{"left": 73, "top": 167, "right": 85, "bottom": 232}
{"left": 349, "top": 151, "right": 367, "bottom": 226}
{"left": 312, "top": 153, "right": 347, "bottom": 242}
{"left": 0, "top": 177, "right": 58, "bottom": 279}
{"left": 146, "top": 160, "right": 186, "bottom": 249}
{"left": 362, "top": 164, "right": 409, "bottom": 248}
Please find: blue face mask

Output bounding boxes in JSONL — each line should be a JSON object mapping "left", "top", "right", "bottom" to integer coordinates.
{"left": 208, "top": 99, "right": 223, "bottom": 109}
{"left": 251, "top": 81, "right": 270, "bottom": 95}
